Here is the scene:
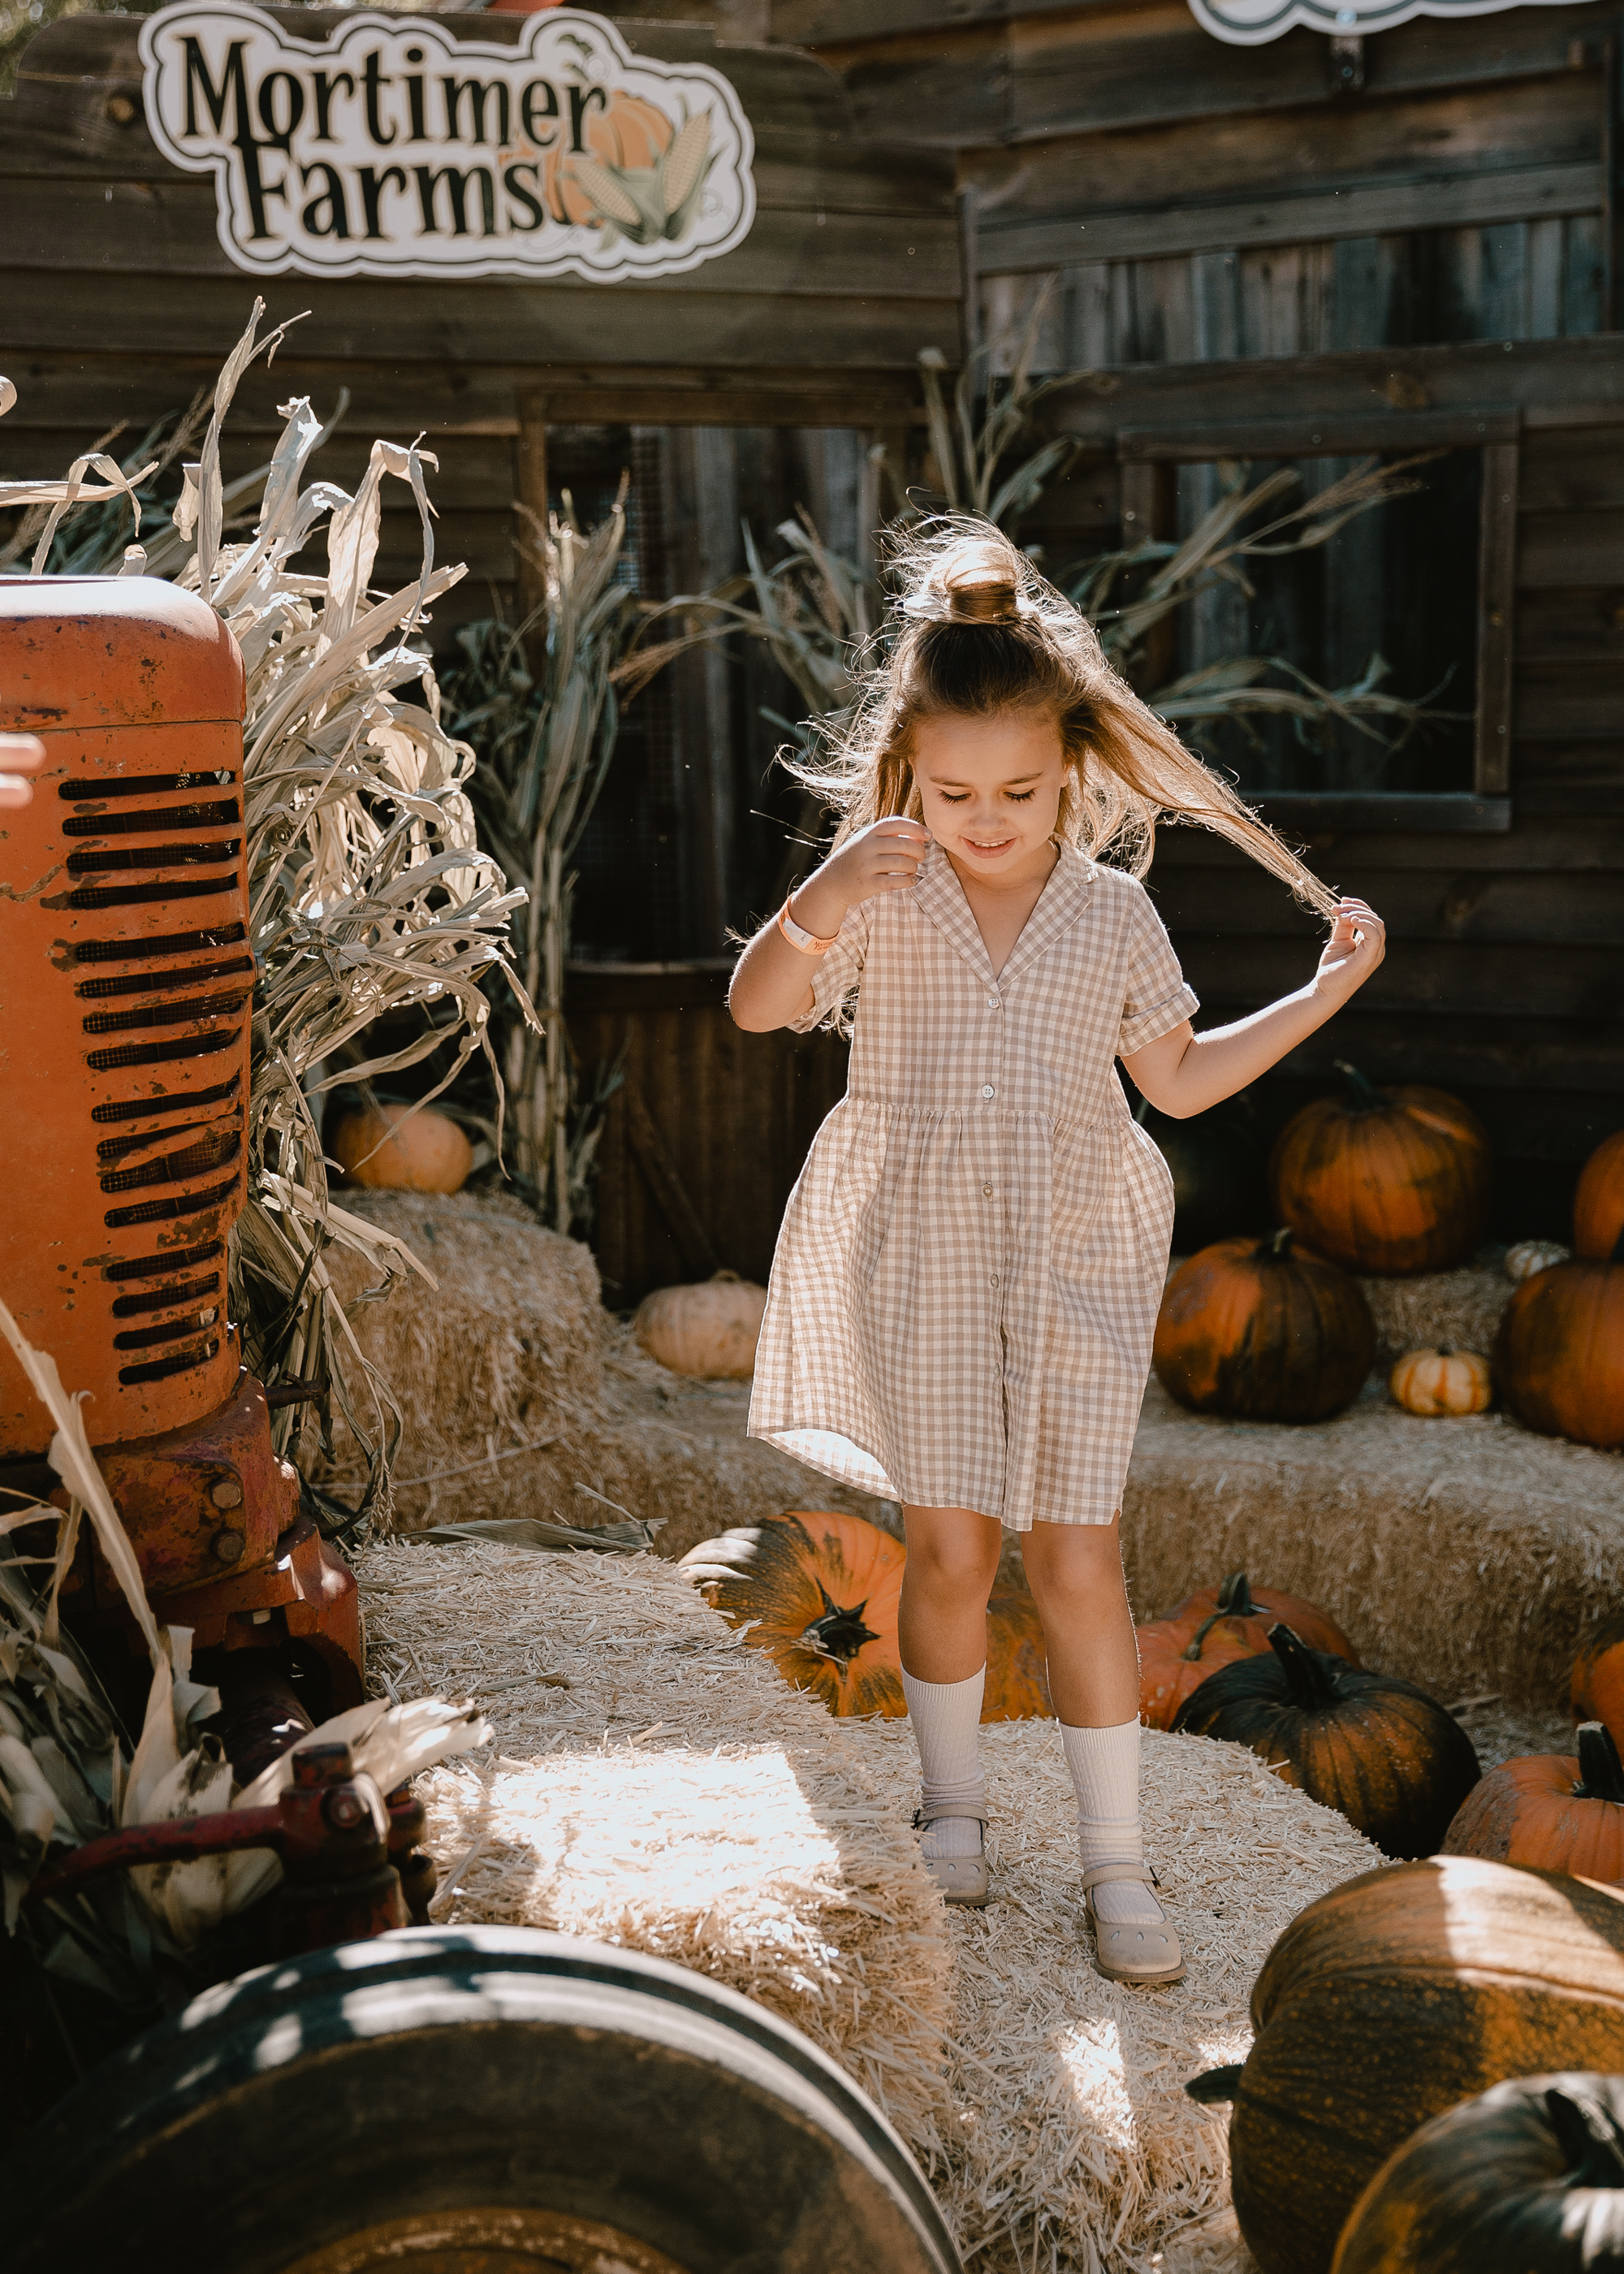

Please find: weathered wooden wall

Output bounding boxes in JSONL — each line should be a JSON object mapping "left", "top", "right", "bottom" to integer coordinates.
{"left": 566, "top": 962, "right": 847, "bottom": 1304}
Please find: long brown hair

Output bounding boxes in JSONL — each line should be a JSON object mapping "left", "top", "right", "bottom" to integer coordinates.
{"left": 788, "top": 517, "right": 1337, "bottom": 918}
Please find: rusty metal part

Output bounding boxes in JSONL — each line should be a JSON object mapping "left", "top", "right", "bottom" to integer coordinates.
{"left": 280, "top": 2209, "right": 695, "bottom": 2274}
{"left": 84, "top": 1372, "right": 296, "bottom": 1601}
{"left": 28, "top": 1737, "right": 409, "bottom": 1955}
{"left": 264, "top": 1379, "right": 324, "bottom": 1410}
{"left": 385, "top": 1782, "right": 437, "bottom": 1925}
{"left": 217, "top": 1659, "right": 316, "bottom": 1786}
{"left": 0, "top": 576, "right": 249, "bottom": 1458}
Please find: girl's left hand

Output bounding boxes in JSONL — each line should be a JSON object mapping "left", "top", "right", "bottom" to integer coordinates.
{"left": 1313, "top": 897, "right": 1386, "bottom": 1002}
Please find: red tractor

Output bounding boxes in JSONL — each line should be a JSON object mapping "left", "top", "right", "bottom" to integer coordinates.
{"left": 0, "top": 578, "right": 959, "bottom": 2274}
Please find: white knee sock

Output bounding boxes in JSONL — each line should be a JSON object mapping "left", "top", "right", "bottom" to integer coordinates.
{"left": 1060, "top": 1718, "right": 1163, "bottom": 1924}
{"left": 900, "top": 1665, "right": 985, "bottom": 1859}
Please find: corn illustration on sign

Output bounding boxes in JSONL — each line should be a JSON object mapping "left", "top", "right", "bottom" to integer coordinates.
{"left": 138, "top": 2, "right": 755, "bottom": 281}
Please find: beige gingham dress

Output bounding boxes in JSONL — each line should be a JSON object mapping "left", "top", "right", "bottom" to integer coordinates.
{"left": 749, "top": 841, "right": 1198, "bottom": 1529}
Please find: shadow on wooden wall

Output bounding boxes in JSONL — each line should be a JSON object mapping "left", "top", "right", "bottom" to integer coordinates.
{"left": 568, "top": 963, "right": 848, "bottom": 1308}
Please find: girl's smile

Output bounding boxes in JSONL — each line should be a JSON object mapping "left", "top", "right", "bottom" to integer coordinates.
{"left": 910, "top": 708, "right": 1073, "bottom": 889}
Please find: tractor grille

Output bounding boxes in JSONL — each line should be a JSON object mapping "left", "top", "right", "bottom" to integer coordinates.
{"left": 62, "top": 772, "right": 251, "bottom": 1391}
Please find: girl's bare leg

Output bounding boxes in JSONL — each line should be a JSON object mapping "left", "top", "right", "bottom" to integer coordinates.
{"left": 1017, "top": 1515, "right": 1138, "bottom": 1725}
{"left": 898, "top": 1505, "right": 1004, "bottom": 1873}
{"left": 1021, "top": 1516, "right": 1166, "bottom": 1936}
{"left": 897, "top": 1503, "right": 1004, "bottom": 1681}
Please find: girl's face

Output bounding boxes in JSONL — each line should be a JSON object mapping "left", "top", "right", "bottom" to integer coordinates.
{"left": 910, "top": 707, "right": 1073, "bottom": 880}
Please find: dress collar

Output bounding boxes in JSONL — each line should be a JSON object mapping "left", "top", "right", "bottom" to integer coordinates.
{"left": 910, "top": 840, "right": 1094, "bottom": 986}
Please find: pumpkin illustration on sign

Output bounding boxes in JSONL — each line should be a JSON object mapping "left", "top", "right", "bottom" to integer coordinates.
{"left": 544, "top": 85, "right": 715, "bottom": 244}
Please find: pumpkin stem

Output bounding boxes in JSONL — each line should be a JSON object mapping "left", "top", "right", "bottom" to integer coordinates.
{"left": 1574, "top": 1722, "right": 1624, "bottom": 1806}
{"left": 798, "top": 1581, "right": 881, "bottom": 1667}
{"left": 1333, "top": 1058, "right": 1384, "bottom": 1113}
{"left": 1181, "top": 1610, "right": 1224, "bottom": 1663}
{"left": 1216, "top": 1571, "right": 1260, "bottom": 1618}
{"left": 1267, "top": 1623, "right": 1339, "bottom": 1710}
{"left": 1185, "top": 2064, "right": 1244, "bottom": 2105}
{"left": 1544, "top": 2087, "right": 1624, "bottom": 2190}
{"left": 1263, "top": 1229, "right": 1295, "bottom": 1260}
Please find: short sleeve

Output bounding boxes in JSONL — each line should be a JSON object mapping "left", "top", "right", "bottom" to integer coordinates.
{"left": 785, "top": 899, "right": 871, "bottom": 1033}
{"left": 1116, "top": 885, "right": 1199, "bottom": 1058}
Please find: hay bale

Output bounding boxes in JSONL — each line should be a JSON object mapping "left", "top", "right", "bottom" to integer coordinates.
{"left": 318, "top": 1191, "right": 894, "bottom": 1559}
{"left": 1354, "top": 1264, "right": 1513, "bottom": 1369}
{"left": 1123, "top": 1377, "right": 1624, "bottom": 1714}
{"left": 852, "top": 1717, "right": 1377, "bottom": 2274}
{"left": 360, "top": 1541, "right": 1379, "bottom": 2274}
{"left": 358, "top": 1537, "right": 954, "bottom": 2142}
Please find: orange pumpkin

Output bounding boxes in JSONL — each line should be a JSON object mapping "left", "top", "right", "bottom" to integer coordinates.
{"left": 1571, "top": 1613, "right": 1624, "bottom": 1748}
{"left": 679, "top": 1514, "right": 1055, "bottom": 1722}
{"left": 1440, "top": 1723, "right": 1624, "bottom": 1884}
{"left": 1388, "top": 1344, "right": 1492, "bottom": 1417}
{"left": 983, "top": 1592, "right": 1053, "bottom": 1721}
{"left": 1153, "top": 1230, "right": 1376, "bottom": 1422}
{"left": 680, "top": 1511, "right": 906, "bottom": 1717}
{"left": 1492, "top": 1250, "right": 1624, "bottom": 1450}
{"left": 331, "top": 1105, "right": 473, "bottom": 1195}
{"left": 1269, "top": 1062, "right": 1492, "bottom": 1276}
{"left": 1574, "top": 1129, "right": 1624, "bottom": 1262}
{"left": 544, "top": 87, "right": 672, "bottom": 225}
{"left": 1138, "top": 1570, "right": 1359, "bottom": 1731}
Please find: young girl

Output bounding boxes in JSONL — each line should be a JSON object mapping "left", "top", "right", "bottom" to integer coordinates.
{"left": 729, "top": 523, "right": 1384, "bottom": 1986}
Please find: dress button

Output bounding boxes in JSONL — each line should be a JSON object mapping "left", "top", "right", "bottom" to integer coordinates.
{"left": 987, "top": 996, "right": 999, "bottom": 1009}
{"left": 981, "top": 1083, "right": 996, "bottom": 1100}
{"left": 982, "top": 1183, "right": 994, "bottom": 1197}
{"left": 988, "top": 1274, "right": 999, "bottom": 1289}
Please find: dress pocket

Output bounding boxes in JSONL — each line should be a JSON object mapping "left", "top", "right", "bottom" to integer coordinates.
{"left": 1049, "top": 1118, "right": 1115, "bottom": 1256}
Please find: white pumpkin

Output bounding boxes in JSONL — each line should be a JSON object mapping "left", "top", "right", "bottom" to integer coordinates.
{"left": 634, "top": 1271, "right": 768, "bottom": 1379}
{"left": 1505, "top": 1238, "right": 1571, "bottom": 1283}
{"left": 1389, "top": 1344, "right": 1492, "bottom": 1418}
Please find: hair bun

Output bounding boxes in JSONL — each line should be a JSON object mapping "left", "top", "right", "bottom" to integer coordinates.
{"left": 900, "top": 537, "right": 1030, "bottom": 626}
{"left": 945, "top": 568, "right": 1019, "bottom": 624}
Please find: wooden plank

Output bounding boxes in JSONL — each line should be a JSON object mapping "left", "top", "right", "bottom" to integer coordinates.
{"left": 1039, "top": 335, "right": 1624, "bottom": 452}
{"left": 1517, "top": 586, "right": 1624, "bottom": 660}
{"left": 978, "top": 163, "right": 1602, "bottom": 274}
{"left": 0, "top": 174, "right": 961, "bottom": 302}
{"left": 1235, "top": 793, "right": 1513, "bottom": 833}
{"left": 1476, "top": 439, "right": 1519, "bottom": 797}
{"left": 1155, "top": 867, "right": 1624, "bottom": 945}
{"left": 1519, "top": 424, "right": 1624, "bottom": 508}
{"left": 1514, "top": 665, "right": 1624, "bottom": 737}
{"left": 1119, "top": 408, "right": 1520, "bottom": 459}
{"left": 1175, "top": 935, "right": 1619, "bottom": 1018}
{"left": 1518, "top": 508, "right": 1624, "bottom": 586}
{"left": 0, "top": 353, "right": 934, "bottom": 439}
{"left": 621, "top": 1079, "right": 721, "bottom": 1278}
{"left": 1512, "top": 740, "right": 1624, "bottom": 808}
{"left": 807, "top": 2, "right": 1605, "bottom": 145}
{"left": 1150, "top": 817, "right": 1624, "bottom": 869}
{"left": 0, "top": 269, "right": 963, "bottom": 376}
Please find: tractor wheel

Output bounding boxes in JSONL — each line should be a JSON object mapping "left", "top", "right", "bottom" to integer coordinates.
{"left": 5, "top": 1925, "right": 961, "bottom": 2274}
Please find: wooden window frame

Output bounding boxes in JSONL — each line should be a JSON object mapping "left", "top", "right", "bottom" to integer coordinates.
{"left": 1118, "top": 407, "right": 1519, "bottom": 833}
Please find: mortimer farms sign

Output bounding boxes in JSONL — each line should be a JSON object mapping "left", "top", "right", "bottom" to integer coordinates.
{"left": 1189, "top": 0, "right": 1593, "bottom": 36}
{"left": 137, "top": 2, "right": 756, "bottom": 281}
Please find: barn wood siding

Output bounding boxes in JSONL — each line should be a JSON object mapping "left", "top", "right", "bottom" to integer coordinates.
{"left": 566, "top": 964, "right": 848, "bottom": 1307}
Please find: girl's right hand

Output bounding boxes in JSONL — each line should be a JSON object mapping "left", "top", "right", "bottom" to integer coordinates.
{"left": 789, "top": 818, "right": 932, "bottom": 937}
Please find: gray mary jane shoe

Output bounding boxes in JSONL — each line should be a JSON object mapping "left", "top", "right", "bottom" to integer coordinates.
{"left": 1082, "top": 1863, "right": 1184, "bottom": 1985}
{"left": 912, "top": 1800, "right": 991, "bottom": 1908}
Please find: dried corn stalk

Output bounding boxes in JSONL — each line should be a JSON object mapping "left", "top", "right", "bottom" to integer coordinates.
{"left": 447, "top": 481, "right": 641, "bottom": 1230}
{"left": 5, "top": 301, "right": 529, "bottom": 1532}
